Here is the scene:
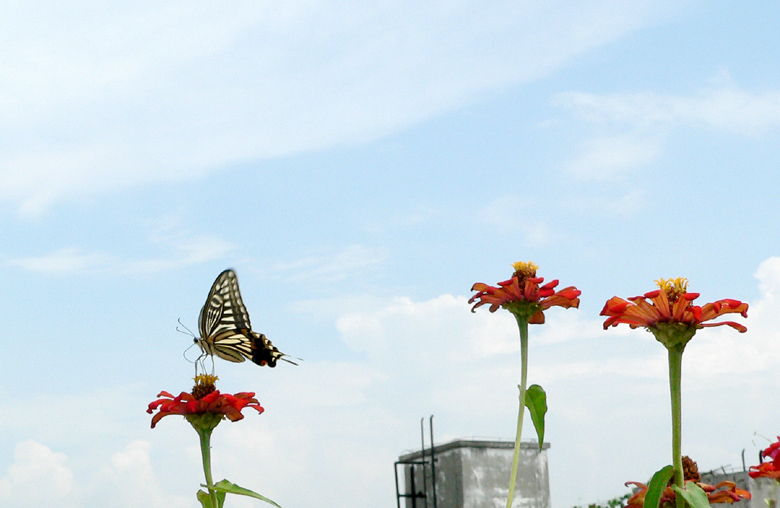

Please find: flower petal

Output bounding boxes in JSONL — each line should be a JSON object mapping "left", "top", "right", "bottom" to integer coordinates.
{"left": 148, "top": 387, "right": 265, "bottom": 428}
{"left": 471, "top": 271, "right": 580, "bottom": 324}
{"left": 602, "top": 282, "right": 747, "bottom": 338}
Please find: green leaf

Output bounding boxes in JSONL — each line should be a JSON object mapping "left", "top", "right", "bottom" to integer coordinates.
{"left": 200, "top": 479, "right": 282, "bottom": 508}
{"left": 197, "top": 488, "right": 226, "bottom": 508}
{"left": 645, "top": 466, "right": 674, "bottom": 508}
{"left": 672, "top": 481, "right": 711, "bottom": 508}
{"left": 197, "top": 490, "right": 213, "bottom": 508}
{"left": 524, "top": 384, "right": 547, "bottom": 452}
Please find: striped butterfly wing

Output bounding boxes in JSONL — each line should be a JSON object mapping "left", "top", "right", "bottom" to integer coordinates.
{"left": 197, "top": 269, "right": 255, "bottom": 363}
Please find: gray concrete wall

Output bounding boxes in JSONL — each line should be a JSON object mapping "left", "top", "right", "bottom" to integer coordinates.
{"left": 748, "top": 477, "right": 780, "bottom": 508}
{"left": 398, "top": 439, "right": 550, "bottom": 508}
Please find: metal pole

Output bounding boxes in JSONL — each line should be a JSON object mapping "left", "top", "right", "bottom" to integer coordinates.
{"left": 410, "top": 464, "right": 418, "bottom": 508}
{"left": 430, "top": 415, "right": 437, "bottom": 508}
{"left": 395, "top": 463, "right": 402, "bottom": 508}
{"left": 420, "top": 418, "right": 428, "bottom": 508}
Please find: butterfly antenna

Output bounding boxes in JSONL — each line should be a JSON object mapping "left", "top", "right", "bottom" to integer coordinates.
{"left": 176, "top": 318, "right": 196, "bottom": 338}
{"left": 281, "top": 355, "right": 302, "bottom": 366}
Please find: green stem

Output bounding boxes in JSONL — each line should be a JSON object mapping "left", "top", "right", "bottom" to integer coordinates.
{"left": 199, "top": 428, "right": 219, "bottom": 508}
{"left": 668, "top": 347, "right": 684, "bottom": 508}
{"left": 506, "top": 316, "right": 529, "bottom": 508}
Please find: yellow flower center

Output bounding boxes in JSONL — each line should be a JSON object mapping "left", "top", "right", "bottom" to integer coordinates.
{"left": 192, "top": 374, "right": 219, "bottom": 399}
{"left": 195, "top": 374, "right": 219, "bottom": 386}
{"left": 655, "top": 277, "right": 688, "bottom": 303}
{"left": 512, "top": 260, "right": 538, "bottom": 278}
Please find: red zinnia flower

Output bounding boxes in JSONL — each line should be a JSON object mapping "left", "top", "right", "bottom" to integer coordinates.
{"left": 601, "top": 278, "right": 747, "bottom": 349}
{"left": 749, "top": 462, "right": 780, "bottom": 480}
{"left": 762, "top": 437, "right": 780, "bottom": 463}
{"left": 625, "top": 480, "right": 751, "bottom": 508}
{"left": 749, "top": 437, "right": 780, "bottom": 479}
{"left": 147, "top": 374, "right": 263, "bottom": 429}
{"left": 470, "top": 261, "right": 581, "bottom": 323}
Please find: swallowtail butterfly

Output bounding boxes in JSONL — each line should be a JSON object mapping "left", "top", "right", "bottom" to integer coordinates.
{"left": 195, "top": 269, "right": 295, "bottom": 367}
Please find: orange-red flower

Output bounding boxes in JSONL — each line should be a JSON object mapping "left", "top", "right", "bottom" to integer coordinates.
{"left": 749, "top": 462, "right": 780, "bottom": 480}
{"left": 148, "top": 384, "right": 263, "bottom": 429}
{"left": 601, "top": 278, "right": 747, "bottom": 348}
{"left": 470, "top": 261, "right": 581, "bottom": 324}
{"left": 762, "top": 437, "right": 780, "bottom": 462}
{"left": 749, "top": 437, "right": 780, "bottom": 479}
{"left": 625, "top": 480, "right": 751, "bottom": 508}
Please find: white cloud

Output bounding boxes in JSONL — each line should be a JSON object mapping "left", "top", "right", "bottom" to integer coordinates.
{"left": 0, "top": 1, "right": 684, "bottom": 216}
{"left": 0, "top": 441, "right": 77, "bottom": 508}
{"left": 563, "top": 189, "right": 647, "bottom": 217}
{"left": 0, "top": 440, "right": 193, "bottom": 508}
{"left": 555, "top": 71, "right": 780, "bottom": 185}
{"left": 755, "top": 257, "right": 780, "bottom": 299}
{"left": 6, "top": 247, "right": 118, "bottom": 274}
{"left": 336, "top": 294, "right": 527, "bottom": 361}
{"left": 6, "top": 229, "right": 232, "bottom": 275}
{"left": 532, "top": 310, "right": 605, "bottom": 346}
{"left": 292, "top": 360, "right": 387, "bottom": 407}
{"left": 93, "top": 441, "right": 191, "bottom": 508}
{"left": 477, "top": 195, "right": 556, "bottom": 245}
{"left": 564, "top": 135, "right": 661, "bottom": 179}
{"left": 554, "top": 73, "right": 780, "bottom": 136}
{"left": 668, "top": 259, "right": 780, "bottom": 382}
{"left": 266, "top": 244, "right": 386, "bottom": 285}
{"left": 128, "top": 231, "right": 234, "bottom": 273}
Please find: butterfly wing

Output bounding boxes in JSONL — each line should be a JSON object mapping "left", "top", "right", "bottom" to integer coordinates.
{"left": 198, "top": 269, "right": 252, "bottom": 338}
{"left": 196, "top": 269, "right": 254, "bottom": 363}
{"left": 207, "top": 328, "right": 256, "bottom": 363}
{"left": 250, "top": 331, "right": 297, "bottom": 367}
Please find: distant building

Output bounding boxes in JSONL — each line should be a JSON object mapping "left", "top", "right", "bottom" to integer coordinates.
{"left": 396, "top": 439, "right": 550, "bottom": 508}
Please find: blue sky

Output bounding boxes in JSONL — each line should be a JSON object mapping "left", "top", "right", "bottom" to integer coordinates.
{"left": 3, "top": 1, "right": 780, "bottom": 507}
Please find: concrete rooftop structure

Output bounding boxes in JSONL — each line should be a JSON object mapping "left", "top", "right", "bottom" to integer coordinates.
{"left": 397, "top": 439, "right": 550, "bottom": 508}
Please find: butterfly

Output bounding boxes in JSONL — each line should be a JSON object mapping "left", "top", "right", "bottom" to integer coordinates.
{"left": 194, "top": 269, "right": 296, "bottom": 367}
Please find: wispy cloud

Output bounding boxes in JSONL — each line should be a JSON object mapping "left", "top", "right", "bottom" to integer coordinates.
{"left": 554, "top": 71, "right": 780, "bottom": 136}
{"left": 564, "top": 134, "right": 661, "bottom": 179}
{"left": 0, "top": 1, "right": 684, "bottom": 216}
{"left": 6, "top": 232, "right": 232, "bottom": 275}
{"left": 476, "top": 195, "right": 556, "bottom": 245}
{"left": 7, "top": 247, "right": 115, "bottom": 275}
{"left": 554, "top": 71, "right": 780, "bottom": 186}
{"left": 266, "top": 244, "right": 387, "bottom": 285}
